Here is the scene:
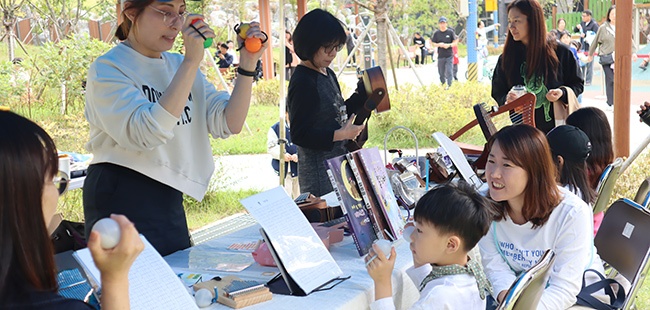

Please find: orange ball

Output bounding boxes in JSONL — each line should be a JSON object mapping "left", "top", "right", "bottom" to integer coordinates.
{"left": 245, "top": 37, "right": 262, "bottom": 53}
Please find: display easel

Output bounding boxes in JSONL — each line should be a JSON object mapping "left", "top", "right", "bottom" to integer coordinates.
{"left": 336, "top": 14, "right": 425, "bottom": 88}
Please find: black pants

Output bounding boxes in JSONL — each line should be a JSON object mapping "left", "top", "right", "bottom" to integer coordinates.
{"left": 83, "top": 163, "right": 191, "bottom": 256}
{"left": 603, "top": 64, "right": 614, "bottom": 106}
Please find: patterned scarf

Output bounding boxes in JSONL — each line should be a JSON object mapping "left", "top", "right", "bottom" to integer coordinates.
{"left": 419, "top": 257, "right": 492, "bottom": 300}
{"left": 520, "top": 62, "right": 551, "bottom": 122}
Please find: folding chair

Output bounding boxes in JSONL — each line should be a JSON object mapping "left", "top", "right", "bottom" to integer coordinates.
{"left": 633, "top": 177, "right": 650, "bottom": 208}
{"left": 497, "top": 249, "right": 556, "bottom": 310}
{"left": 450, "top": 93, "right": 536, "bottom": 156}
{"left": 592, "top": 198, "right": 650, "bottom": 309}
{"left": 592, "top": 158, "right": 624, "bottom": 215}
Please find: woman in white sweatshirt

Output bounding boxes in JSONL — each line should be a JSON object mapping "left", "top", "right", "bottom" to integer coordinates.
{"left": 83, "top": 0, "right": 266, "bottom": 256}
{"left": 479, "top": 125, "right": 603, "bottom": 309}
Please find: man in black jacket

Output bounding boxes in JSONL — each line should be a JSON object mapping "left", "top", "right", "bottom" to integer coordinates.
{"left": 574, "top": 10, "right": 599, "bottom": 85}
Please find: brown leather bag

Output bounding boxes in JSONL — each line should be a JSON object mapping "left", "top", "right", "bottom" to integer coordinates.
{"left": 297, "top": 195, "right": 342, "bottom": 223}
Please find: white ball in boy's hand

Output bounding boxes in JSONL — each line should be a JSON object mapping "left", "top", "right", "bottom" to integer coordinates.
{"left": 402, "top": 225, "right": 416, "bottom": 243}
{"left": 91, "top": 218, "right": 121, "bottom": 249}
{"left": 374, "top": 239, "right": 392, "bottom": 259}
{"left": 194, "top": 288, "right": 214, "bottom": 308}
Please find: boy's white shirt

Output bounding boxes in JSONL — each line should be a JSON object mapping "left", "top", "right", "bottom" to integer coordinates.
{"left": 370, "top": 264, "right": 486, "bottom": 310}
{"left": 85, "top": 43, "right": 232, "bottom": 200}
{"left": 479, "top": 186, "right": 603, "bottom": 310}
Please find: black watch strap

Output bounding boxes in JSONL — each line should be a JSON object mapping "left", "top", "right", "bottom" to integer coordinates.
{"left": 237, "top": 67, "right": 257, "bottom": 77}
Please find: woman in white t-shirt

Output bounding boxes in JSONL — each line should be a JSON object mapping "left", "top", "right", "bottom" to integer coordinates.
{"left": 479, "top": 125, "right": 603, "bottom": 309}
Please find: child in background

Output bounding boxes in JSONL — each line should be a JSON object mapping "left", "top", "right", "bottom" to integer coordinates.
{"left": 452, "top": 45, "right": 459, "bottom": 81}
{"left": 366, "top": 181, "right": 493, "bottom": 310}
{"left": 267, "top": 112, "right": 299, "bottom": 198}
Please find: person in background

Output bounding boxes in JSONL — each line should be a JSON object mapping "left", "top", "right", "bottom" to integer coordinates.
{"left": 226, "top": 39, "right": 238, "bottom": 66}
{"left": 588, "top": 5, "right": 638, "bottom": 109}
{"left": 366, "top": 181, "right": 493, "bottom": 310}
{"left": 479, "top": 125, "right": 604, "bottom": 309}
{"left": 491, "top": 0, "right": 583, "bottom": 133}
{"left": 476, "top": 20, "right": 499, "bottom": 55}
{"left": 566, "top": 107, "right": 614, "bottom": 234}
{"left": 285, "top": 30, "right": 298, "bottom": 80}
{"left": 267, "top": 111, "right": 299, "bottom": 198}
{"left": 288, "top": 9, "right": 367, "bottom": 197}
{"left": 345, "top": 28, "right": 357, "bottom": 67}
{"left": 452, "top": 44, "right": 459, "bottom": 81}
{"left": 550, "top": 18, "right": 567, "bottom": 40}
{"left": 432, "top": 16, "right": 458, "bottom": 89}
{"left": 0, "top": 110, "right": 143, "bottom": 309}
{"left": 84, "top": 0, "right": 267, "bottom": 256}
{"left": 216, "top": 42, "right": 234, "bottom": 68}
{"left": 574, "top": 10, "right": 599, "bottom": 85}
{"left": 412, "top": 32, "right": 426, "bottom": 65}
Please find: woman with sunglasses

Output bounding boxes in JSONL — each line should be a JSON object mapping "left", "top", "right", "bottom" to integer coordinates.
{"left": 288, "top": 9, "right": 367, "bottom": 197}
{"left": 83, "top": 0, "right": 267, "bottom": 256}
{"left": 0, "top": 111, "right": 143, "bottom": 309}
{"left": 478, "top": 125, "right": 604, "bottom": 309}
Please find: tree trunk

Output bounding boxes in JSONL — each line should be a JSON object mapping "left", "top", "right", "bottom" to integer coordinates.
{"left": 374, "top": 0, "right": 389, "bottom": 74}
{"left": 3, "top": 12, "right": 16, "bottom": 61}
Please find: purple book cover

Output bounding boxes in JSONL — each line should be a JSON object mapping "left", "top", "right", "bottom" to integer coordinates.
{"left": 357, "top": 147, "right": 406, "bottom": 239}
{"left": 325, "top": 154, "right": 377, "bottom": 256}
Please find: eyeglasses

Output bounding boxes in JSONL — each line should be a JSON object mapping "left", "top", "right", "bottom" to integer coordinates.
{"left": 148, "top": 6, "right": 189, "bottom": 27}
{"left": 54, "top": 171, "right": 69, "bottom": 196}
{"left": 323, "top": 44, "right": 344, "bottom": 54}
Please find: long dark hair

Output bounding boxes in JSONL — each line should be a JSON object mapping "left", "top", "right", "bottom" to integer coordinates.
{"left": 487, "top": 125, "right": 561, "bottom": 228}
{"left": 606, "top": 5, "right": 615, "bottom": 23}
{"left": 555, "top": 156, "right": 597, "bottom": 204}
{"left": 502, "top": 0, "right": 559, "bottom": 84}
{"left": 0, "top": 111, "right": 59, "bottom": 302}
{"left": 566, "top": 107, "right": 614, "bottom": 189}
{"left": 116, "top": 0, "right": 157, "bottom": 41}
{"left": 293, "top": 9, "right": 347, "bottom": 63}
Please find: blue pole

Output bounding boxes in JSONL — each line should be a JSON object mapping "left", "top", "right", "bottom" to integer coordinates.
{"left": 467, "top": 0, "right": 477, "bottom": 65}
{"left": 466, "top": 0, "right": 478, "bottom": 81}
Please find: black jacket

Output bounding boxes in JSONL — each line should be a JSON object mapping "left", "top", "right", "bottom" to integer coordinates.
{"left": 491, "top": 42, "right": 583, "bottom": 133}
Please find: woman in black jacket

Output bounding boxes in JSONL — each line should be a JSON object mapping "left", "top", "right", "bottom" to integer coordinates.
{"left": 491, "top": 0, "right": 583, "bottom": 133}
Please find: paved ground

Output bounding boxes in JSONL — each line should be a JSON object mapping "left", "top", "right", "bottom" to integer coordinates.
{"left": 215, "top": 48, "right": 650, "bottom": 192}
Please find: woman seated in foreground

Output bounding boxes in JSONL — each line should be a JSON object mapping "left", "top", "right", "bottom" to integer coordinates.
{"left": 0, "top": 110, "right": 143, "bottom": 309}
{"left": 479, "top": 125, "right": 603, "bottom": 309}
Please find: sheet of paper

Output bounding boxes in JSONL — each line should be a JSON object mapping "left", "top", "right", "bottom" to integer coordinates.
{"left": 240, "top": 186, "right": 344, "bottom": 294}
{"left": 73, "top": 235, "right": 198, "bottom": 310}
{"left": 321, "top": 191, "right": 341, "bottom": 207}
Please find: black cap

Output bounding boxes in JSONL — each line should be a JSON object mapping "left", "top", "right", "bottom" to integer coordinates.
{"left": 439, "top": 16, "right": 448, "bottom": 23}
{"left": 546, "top": 125, "right": 592, "bottom": 162}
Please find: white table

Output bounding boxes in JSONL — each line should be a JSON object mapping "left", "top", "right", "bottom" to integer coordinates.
{"left": 69, "top": 176, "right": 85, "bottom": 191}
{"left": 165, "top": 223, "right": 420, "bottom": 310}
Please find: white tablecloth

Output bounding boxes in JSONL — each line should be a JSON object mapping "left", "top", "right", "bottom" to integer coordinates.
{"left": 165, "top": 224, "right": 419, "bottom": 310}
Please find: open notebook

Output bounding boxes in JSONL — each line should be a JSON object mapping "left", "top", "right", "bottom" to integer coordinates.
{"left": 73, "top": 235, "right": 198, "bottom": 309}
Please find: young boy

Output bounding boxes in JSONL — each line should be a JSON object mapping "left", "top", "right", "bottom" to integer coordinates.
{"left": 366, "top": 181, "right": 493, "bottom": 309}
